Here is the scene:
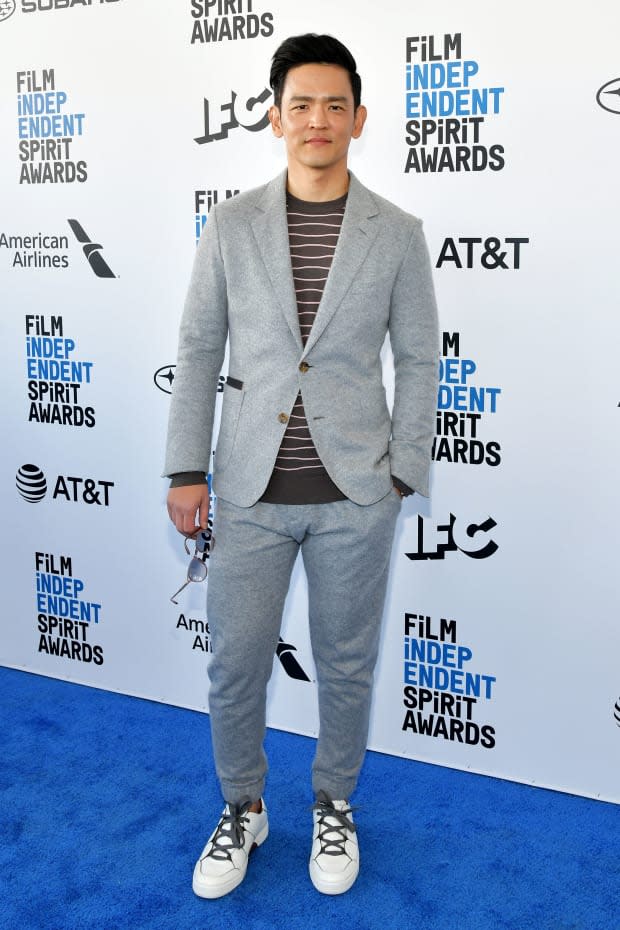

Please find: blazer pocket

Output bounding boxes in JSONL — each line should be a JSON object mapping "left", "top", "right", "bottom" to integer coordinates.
{"left": 215, "top": 383, "right": 244, "bottom": 472}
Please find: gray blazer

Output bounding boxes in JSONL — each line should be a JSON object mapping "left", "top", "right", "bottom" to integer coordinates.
{"left": 164, "top": 170, "right": 439, "bottom": 506}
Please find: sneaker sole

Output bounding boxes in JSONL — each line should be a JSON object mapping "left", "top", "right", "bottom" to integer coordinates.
{"left": 192, "top": 821, "right": 269, "bottom": 899}
{"left": 309, "top": 860, "right": 359, "bottom": 896}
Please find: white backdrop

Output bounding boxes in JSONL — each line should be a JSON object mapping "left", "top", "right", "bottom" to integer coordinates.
{"left": 1, "top": 0, "right": 619, "bottom": 804}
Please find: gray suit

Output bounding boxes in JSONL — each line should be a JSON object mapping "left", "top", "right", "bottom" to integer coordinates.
{"left": 164, "top": 170, "right": 439, "bottom": 805}
{"left": 164, "top": 170, "right": 438, "bottom": 501}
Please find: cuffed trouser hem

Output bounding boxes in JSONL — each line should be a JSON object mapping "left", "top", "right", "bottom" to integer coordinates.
{"left": 219, "top": 777, "right": 265, "bottom": 807}
{"left": 311, "top": 778, "right": 358, "bottom": 802}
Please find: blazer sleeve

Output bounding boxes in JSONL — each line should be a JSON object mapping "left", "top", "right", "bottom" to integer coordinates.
{"left": 163, "top": 206, "right": 229, "bottom": 477}
{"left": 388, "top": 219, "right": 439, "bottom": 497}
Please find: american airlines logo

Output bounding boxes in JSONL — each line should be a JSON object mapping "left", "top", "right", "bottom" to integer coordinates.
{"left": 276, "top": 637, "right": 311, "bottom": 682}
{"left": 67, "top": 219, "right": 115, "bottom": 278}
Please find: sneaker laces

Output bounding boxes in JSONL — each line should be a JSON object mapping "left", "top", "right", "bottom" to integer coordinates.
{"left": 312, "top": 790, "right": 356, "bottom": 857}
{"left": 205, "top": 801, "right": 252, "bottom": 862}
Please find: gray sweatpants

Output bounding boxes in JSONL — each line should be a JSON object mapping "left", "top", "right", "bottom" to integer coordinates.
{"left": 205, "top": 491, "right": 401, "bottom": 804}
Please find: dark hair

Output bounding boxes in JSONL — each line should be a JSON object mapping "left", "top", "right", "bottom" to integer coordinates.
{"left": 270, "top": 34, "right": 362, "bottom": 109}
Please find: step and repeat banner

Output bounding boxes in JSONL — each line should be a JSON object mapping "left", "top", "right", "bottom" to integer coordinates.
{"left": 1, "top": 1, "right": 618, "bottom": 804}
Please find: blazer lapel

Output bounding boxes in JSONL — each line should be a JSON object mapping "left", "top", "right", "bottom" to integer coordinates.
{"left": 249, "top": 170, "right": 303, "bottom": 351}
{"left": 301, "top": 173, "right": 380, "bottom": 358}
{"left": 249, "top": 171, "right": 381, "bottom": 356}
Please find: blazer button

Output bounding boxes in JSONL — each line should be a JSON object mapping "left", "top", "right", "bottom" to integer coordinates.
{"left": 278, "top": 412, "right": 289, "bottom": 424}
{"left": 299, "top": 362, "right": 310, "bottom": 373}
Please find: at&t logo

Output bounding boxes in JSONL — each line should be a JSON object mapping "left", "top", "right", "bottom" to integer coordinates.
{"left": 16, "top": 463, "right": 113, "bottom": 505}
{"left": 16, "top": 463, "right": 46, "bottom": 501}
{"left": 436, "top": 236, "right": 528, "bottom": 269}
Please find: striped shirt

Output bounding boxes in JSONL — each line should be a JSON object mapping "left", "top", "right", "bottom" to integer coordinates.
{"left": 260, "top": 192, "right": 348, "bottom": 504}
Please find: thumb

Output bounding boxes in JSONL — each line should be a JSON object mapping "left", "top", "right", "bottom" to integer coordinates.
{"left": 199, "top": 492, "right": 210, "bottom": 529}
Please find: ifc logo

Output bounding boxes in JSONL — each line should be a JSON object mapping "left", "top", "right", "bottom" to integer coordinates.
{"left": 0, "top": 0, "right": 16, "bottom": 22}
{"left": 16, "top": 464, "right": 47, "bottom": 502}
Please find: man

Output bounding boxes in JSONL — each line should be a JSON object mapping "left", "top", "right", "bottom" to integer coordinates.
{"left": 164, "top": 33, "right": 438, "bottom": 898}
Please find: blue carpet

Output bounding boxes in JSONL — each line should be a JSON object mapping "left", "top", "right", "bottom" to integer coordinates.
{"left": 0, "top": 666, "right": 617, "bottom": 930}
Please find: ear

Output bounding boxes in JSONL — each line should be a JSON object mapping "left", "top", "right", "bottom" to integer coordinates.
{"left": 269, "top": 105, "right": 283, "bottom": 138}
{"left": 351, "top": 104, "right": 367, "bottom": 140}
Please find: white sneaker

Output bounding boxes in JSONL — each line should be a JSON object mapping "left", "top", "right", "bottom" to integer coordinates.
{"left": 309, "top": 791, "right": 359, "bottom": 895}
{"left": 192, "top": 799, "right": 268, "bottom": 899}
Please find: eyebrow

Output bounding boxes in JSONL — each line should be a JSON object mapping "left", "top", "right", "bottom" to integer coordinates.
{"left": 288, "top": 95, "right": 350, "bottom": 103}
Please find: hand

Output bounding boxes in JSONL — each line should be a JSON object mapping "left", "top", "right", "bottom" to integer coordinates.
{"left": 167, "top": 484, "right": 210, "bottom": 536}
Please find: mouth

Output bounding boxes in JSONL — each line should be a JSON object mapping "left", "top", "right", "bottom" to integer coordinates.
{"left": 305, "top": 137, "right": 331, "bottom": 146}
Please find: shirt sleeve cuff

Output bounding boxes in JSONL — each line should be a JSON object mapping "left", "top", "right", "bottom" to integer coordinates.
{"left": 169, "top": 471, "right": 208, "bottom": 488}
{"left": 391, "top": 475, "right": 414, "bottom": 497}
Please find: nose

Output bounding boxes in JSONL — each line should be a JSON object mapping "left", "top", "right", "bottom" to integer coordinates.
{"left": 308, "top": 104, "right": 328, "bottom": 128}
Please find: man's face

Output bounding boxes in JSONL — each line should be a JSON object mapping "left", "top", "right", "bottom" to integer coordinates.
{"left": 269, "top": 63, "right": 367, "bottom": 177}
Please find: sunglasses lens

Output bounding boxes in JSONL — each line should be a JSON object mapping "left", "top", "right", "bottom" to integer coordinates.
{"left": 187, "top": 558, "right": 208, "bottom": 582}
